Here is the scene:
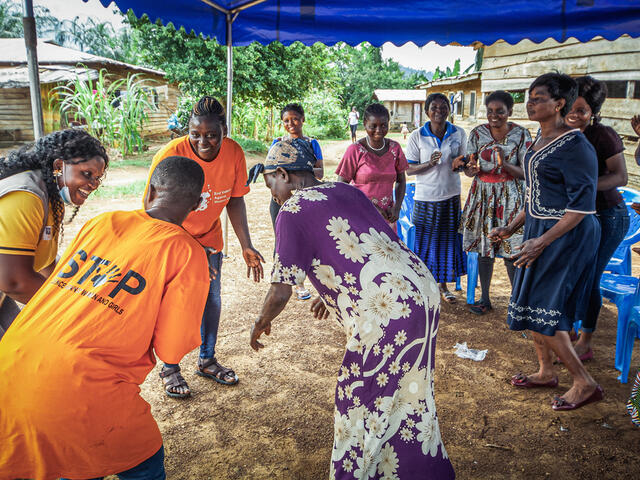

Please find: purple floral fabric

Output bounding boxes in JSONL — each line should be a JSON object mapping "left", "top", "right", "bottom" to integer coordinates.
{"left": 273, "top": 182, "right": 454, "bottom": 480}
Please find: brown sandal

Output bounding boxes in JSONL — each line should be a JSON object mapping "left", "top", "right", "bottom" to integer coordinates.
{"left": 195, "top": 357, "right": 239, "bottom": 385}
{"left": 159, "top": 366, "right": 191, "bottom": 399}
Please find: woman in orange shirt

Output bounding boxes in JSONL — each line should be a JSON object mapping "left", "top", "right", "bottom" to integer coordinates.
{"left": 146, "top": 97, "right": 264, "bottom": 398}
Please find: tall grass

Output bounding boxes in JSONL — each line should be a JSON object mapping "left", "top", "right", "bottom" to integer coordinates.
{"left": 54, "top": 68, "right": 153, "bottom": 156}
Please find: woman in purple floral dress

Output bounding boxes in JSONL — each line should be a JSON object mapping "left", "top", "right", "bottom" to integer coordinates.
{"left": 250, "top": 138, "right": 455, "bottom": 479}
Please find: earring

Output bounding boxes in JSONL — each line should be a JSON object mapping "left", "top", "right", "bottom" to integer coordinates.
{"left": 555, "top": 107, "right": 559, "bottom": 112}
{"left": 53, "top": 170, "right": 62, "bottom": 177}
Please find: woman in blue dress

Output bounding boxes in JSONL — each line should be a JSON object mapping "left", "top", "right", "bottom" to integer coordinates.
{"left": 489, "top": 73, "right": 603, "bottom": 411}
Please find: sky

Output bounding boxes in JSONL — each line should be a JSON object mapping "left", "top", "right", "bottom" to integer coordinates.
{"left": 35, "top": 0, "right": 476, "bottom": 72}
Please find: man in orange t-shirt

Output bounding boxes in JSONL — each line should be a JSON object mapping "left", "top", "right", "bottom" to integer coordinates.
{"left": 0, "top": 156, "right": 209, "bottom": 480}
{"left": 145, "top": 96, "right": 264, "bottom": 398}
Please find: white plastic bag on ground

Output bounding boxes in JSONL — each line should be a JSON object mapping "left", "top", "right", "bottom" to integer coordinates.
{"left": 453, "top": 342, "right": 488, "bottom": 361}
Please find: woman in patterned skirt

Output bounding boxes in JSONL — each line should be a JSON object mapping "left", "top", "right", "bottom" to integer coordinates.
{"left": 406, "top": 93, "right": 467, "bottom": 304}
{"left": 250, "top": 138, "right": 455, "bottom": 479}
{"left": 490, "top": 73, "right": 603, "bottom": 411}
{"left": 459, "top": 91, "right": 531, "bottom": 314}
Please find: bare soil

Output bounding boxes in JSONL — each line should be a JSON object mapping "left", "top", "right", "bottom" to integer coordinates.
{"left": 59, "top": 135, "right": 639, "bottom": 480}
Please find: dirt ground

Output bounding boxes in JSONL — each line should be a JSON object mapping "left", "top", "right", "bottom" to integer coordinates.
{"left": 55, "top": 134, "right": 640, "bottom": 480}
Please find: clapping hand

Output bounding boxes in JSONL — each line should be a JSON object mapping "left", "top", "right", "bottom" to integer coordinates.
{"left": 492, "top": 145, "right": 505, "bottom": 167}
{"left": 488, "top": 226, "right": 512, "bottom": 243}
{"left": 451, "top": 155, "right": 467, "bottom": 171}
{"left": 430, "top": 151, "right": 442, "bottom": 166}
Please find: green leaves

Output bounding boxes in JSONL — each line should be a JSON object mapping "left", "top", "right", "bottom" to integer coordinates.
{"left": 53, "top": 68, "right": 152, "bottom": 156}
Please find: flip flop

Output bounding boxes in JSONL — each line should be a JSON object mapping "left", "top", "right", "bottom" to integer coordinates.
{"left": 441, "top": 291, "right": 456, "bottom": 304}
{"left": 552, "top": 385, "right": 604, "bottom": 411}
{"left": 511, "top": 372, "right": 559, "bottom": 388}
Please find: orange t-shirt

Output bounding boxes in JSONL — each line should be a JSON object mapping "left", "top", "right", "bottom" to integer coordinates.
{"left": 0, "top": 210, "right": 209, "bottom": 480}
{"left": 144, "top": 136, "right": 250, "bottom": 251}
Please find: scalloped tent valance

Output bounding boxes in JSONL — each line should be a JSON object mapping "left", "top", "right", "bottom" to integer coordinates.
{"left": 95, "top": 0, "right": 640, "bottom": 46}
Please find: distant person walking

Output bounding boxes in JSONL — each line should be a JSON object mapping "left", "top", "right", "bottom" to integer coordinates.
{"left": 348, "top": 106, "right": 359, "bottom": 143}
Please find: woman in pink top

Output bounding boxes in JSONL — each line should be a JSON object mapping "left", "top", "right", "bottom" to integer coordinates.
{"left": 336, "top": 103, "right": 408, "bottom": 227}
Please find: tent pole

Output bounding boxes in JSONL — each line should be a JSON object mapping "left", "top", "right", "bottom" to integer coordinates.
{"left": 223, "top": 11, "right": 233, "bottom": 257}
{"left": 22, "top": 0, "right": 44, "bottom": 140}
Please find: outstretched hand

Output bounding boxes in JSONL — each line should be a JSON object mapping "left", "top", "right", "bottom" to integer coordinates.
{"left": 250, "top": 318, "right": 271, "bottom": 351}
{"left": 310, "top": 296, "right": 330, "bottom": 319}
{"left": 243, "top": 246, "right": 265, "bottom": 282}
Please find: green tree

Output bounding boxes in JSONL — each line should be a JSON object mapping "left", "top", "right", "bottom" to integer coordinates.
{"left": 331, "top": 43, "right": 411, "bottom": 114}
{"left": 0, "top": 0, "right": 58, "bottom": 38}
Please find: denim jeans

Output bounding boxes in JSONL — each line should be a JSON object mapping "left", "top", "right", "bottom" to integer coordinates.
{"left": 583, "top": 202, "right": 630, "bottom": 332}
{"left": 60, "top": 446, "right": 165, "bottom": 480}
{"left": 164, "top": 251, "right": 222, "bottom": 369}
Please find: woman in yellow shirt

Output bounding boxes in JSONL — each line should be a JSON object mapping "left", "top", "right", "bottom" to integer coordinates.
{"left": 0, "top": 129, "right": 107, "bottom": 338}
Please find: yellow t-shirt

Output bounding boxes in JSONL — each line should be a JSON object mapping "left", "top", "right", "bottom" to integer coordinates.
{"left": 0, "top": 209, "right": 209, "bottom": 480}
{"left": 0, "top": 190, "right": 57, "bottom": 272}
{"left": 144, "top": 136, "right": 250, "bottom": 251}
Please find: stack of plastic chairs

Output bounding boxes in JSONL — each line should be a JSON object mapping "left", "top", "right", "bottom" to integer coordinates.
{"left": 599, "top": 187, "right": 640, "bottom": 383}
{"left": 396, "top": 182, "right": 465, "bottom": 291}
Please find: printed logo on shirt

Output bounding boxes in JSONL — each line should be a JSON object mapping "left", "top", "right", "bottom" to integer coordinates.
{"left": 50, "top": 249, "right": 147, "bottom": 315}
{"left": 42, "top": 226, "right": 52, "bottom": 241}
{"left": 194, "top": 185, "right": 232, "bottom": 212}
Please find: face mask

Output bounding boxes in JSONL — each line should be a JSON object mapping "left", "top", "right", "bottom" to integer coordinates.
{"left": 57, "top": 163, "right": 80, "bottom": 207}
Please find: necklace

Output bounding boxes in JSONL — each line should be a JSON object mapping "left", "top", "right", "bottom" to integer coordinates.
{"left": 365, "top": 136, "right": 386, "bottom": 152}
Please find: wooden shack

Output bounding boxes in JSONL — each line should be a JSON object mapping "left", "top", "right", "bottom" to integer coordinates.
{"left": 0, "top": 39, "right": 180, "bottom": 145}
{"left": 479, "top": 36, "right": 640, "bottom": 138}
{"left": 373, "top": 89, "right": 426, "bottom": 129}
{"left": 417, "top": 72, "right": 482, "bottom": 123}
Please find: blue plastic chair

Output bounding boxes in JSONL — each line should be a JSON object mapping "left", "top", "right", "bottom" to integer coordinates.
{"left": 618, "top": 186, "right": 640, "bottom": 204}
{"left": 397, "top": 182, "right": 416, "bottom": 251}
{"left": 619, "top": 306, "right": 640, "bottom": 383}
{"left": 600, "top": 272, "right": 640, "bottom": 375}
{"left": 605, "top": 193, "right": 640, "bottom": 275}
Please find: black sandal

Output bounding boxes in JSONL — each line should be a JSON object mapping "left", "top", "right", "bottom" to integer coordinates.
{"left": 469, "top": 301, "right": 492, "bottom": 315}
{"left": 159, "top": 366, "right": 190, "bottom": 399}
{"left": 196, "top": 357, "right": 239, "bottom": 385}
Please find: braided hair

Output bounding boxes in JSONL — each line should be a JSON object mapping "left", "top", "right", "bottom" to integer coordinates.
{"left": 190, "top": 96, "right": 226, "bottom": 127}
{"left": 0, "top": 129, "right": 108, "bottom": 236}
{"left": 364, "top": 103, "right": 390, "bottom": 122}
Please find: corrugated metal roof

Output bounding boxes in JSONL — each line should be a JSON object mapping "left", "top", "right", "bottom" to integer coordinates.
{"left": 417, "top": 72, "right": 481, "bottom": 89}
{"left": 0, "top": 38, "right": 166, "bottom": 77}
{"left": 373, "top": 89, "right": 427, "bottom": 102}
{"left": 0, "top": 65, "right": 98, "bottom": 88}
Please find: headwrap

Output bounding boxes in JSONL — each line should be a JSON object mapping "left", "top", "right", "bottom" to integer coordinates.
{"left": 246, "top": 138, "right": 316, "bottom": 185}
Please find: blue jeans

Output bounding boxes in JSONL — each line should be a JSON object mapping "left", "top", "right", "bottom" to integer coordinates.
{"left": 583, "top": 202, "right": 630, "bottom": 332}
{"left": 61, "top": 446, "right": 165, "bottom": 480}
{"left": 164, "top": 251, "right": 222, "bottom": 369}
